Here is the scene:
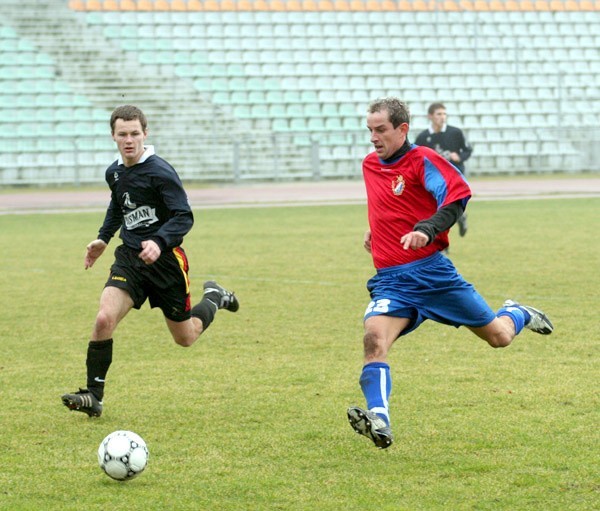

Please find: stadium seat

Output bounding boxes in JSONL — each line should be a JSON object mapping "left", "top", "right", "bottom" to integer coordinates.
{"left": 285, "top": 104, "right": 304, "bottom": 117}
{"left": 265, "top": 90, "right": 285, "bottom": 103}
{"left": 289, "top": 118, "right": 309, "bottom": 131}
{"left": 272, "top": 118, "right": 289, "bottom": 131}
{"left": 303, "top": 117, "right": 323, "bottom": 131}
{"left": 8, "top": 1, "right": 600, "bottom": 183}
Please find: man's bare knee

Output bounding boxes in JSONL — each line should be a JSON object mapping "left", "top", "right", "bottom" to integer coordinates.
{"left": 173, "top": 334, "right": 196, "bottom": 347}
{"left": 470, "top": 319, "right": 515, "bottom": 349}
{"left": 486, "top": 333, "right": 512, "bottom": 348}
{"left": 363, "top": 331, "right": 386, "bottom": 359}
{"left": 95, "top": 310, "right": 117, "bottom": 336}
{"left": 168, "top": 318, "right": 202, "bottom": 348}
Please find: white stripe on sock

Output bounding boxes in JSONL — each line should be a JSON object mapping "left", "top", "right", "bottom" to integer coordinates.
{"left": 206, "top": 299, "right": 219, "bottom": 313}
{"left": 370, "top": 367, "right": 390, "bottom": 424}
{"left": 370, "top": 407, "right": 389, "bottom": 423}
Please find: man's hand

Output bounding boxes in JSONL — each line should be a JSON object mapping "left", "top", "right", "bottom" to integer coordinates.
{"left": 364, "top": 230, "right": 372, "bottom": 254}
{"left": 139, "top": 240, "right": 161, "bottom": 265}
{"left": 400, "top": 231, "right": 429, "bottom": 250}
{"left": 85, "top": 239, "right": 108, "bottom": 269}
{"left": 448, "top": 151, "right": 461, "bottom": 163}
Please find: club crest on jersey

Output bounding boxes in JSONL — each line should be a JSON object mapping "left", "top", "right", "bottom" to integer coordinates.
{"left": 391, "top": 175, "right": 405, "bottom": 196}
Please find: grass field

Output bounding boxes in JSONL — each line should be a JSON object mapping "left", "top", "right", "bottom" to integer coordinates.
{"left": 0, "top": 198, "right": 598, "bottom": 511}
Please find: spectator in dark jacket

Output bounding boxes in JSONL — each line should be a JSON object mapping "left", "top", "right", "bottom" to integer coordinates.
{"left": 415, "top": 102, "right": 472, "bottom": 236}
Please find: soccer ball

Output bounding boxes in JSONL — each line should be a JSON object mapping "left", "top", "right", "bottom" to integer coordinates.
{"left": 98, "top": 430, "right": 149, "bottom": 481}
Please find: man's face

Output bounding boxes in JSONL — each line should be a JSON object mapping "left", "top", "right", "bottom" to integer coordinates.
{"left": 429, "top": 108, "right": 447, "bottom": 131}
{"left": 112, "top": 118, "right": 147, "bottom": 167}
{"left": 367, "top": 109, "right": 408, "bottom": 160}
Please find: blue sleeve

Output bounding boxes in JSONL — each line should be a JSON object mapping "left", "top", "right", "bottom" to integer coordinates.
{"left": 423, "top": 156, "right": 470, "bottom": 210}
{"left": 423, "top": 157, "right": 449, "bottom": 208}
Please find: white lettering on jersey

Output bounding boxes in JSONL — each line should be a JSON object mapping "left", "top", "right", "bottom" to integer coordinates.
{"left": 123, "top": 205, "right": 158, "bottom": 230}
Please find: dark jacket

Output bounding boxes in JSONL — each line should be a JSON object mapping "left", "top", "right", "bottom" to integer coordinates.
{"left": 415, "top": 125, "right": 473, "bottom": 174}
{"left": 98, "top": 148, "right": 193, "bottom": 251}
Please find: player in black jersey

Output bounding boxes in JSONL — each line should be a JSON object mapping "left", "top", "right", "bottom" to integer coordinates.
{"left": 62, "top": 105, "right": 239, "bottom": 418}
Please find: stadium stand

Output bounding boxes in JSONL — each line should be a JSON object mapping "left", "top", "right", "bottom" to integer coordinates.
{"left": 0, "top": 0, "right": 599, "bottom": 184}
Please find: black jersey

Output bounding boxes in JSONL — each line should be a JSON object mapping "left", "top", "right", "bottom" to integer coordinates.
{"left": 414, "top": 125, "right": 472, "bottom": 174}
{"left": 97, "top": 146, "right": 193, "bottom": 251}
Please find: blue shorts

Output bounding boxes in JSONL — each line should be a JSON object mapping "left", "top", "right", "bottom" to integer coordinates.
{"left": 364, "top": 252, "right": 496, "bottom": 337}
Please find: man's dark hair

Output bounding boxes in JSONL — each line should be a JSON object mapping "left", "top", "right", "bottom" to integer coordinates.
{"left": 427, "top": 102, "right": 446, "bottom": 116}
{"left": 368, "top": 97, "right": 410, "bottom": 128}
{"left": 110, "top": 105, "right": 148, "bottom": 133}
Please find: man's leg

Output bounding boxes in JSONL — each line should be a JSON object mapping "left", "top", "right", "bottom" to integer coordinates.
{"left": 62, "top": 287, "right": 133, "bottom": 417}
{"left": 469, "top": 299, "right": 553, "bottom": 347}
{"left": 166, "top": 281, "right": 239, "bottom": 347}
{"left": 348, "top": 315, "right": 408, "bottom": 449}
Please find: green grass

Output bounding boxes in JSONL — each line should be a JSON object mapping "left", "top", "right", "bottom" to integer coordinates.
{"left": 0, "top": 198, "right": 598, "bottom": 511}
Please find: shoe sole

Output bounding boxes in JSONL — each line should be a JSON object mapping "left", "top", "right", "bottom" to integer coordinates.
{"left": 347, "top": 407, "right": 393, "bottom": 449}
{"left": 61, "top": 396, "right": 102, "bottom": 418}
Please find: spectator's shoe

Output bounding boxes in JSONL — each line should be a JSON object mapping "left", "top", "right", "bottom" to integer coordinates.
{"left": 347, "top": 406, "right": 394, "bottom": 449}
{"left": 203, "top": 281, "right": 239, "bottom": 312}
{"left": 458, "top": 214, "right": 468, "bottom": 237}
{"left": 504, "top": 300, "right": 554, "bottom": 335}
{"left": 62, "top": 388, "right": 103, "bottom": 417}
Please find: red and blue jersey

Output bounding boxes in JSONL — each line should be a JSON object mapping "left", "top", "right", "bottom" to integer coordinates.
{"left": 363, "top": 143, "right": 471, "bottom": 269}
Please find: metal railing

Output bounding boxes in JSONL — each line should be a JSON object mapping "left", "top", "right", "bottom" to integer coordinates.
{"left": 1, "top": 127, "right": 598, "bottom": 187}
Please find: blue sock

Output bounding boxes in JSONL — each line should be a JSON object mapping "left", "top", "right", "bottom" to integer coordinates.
{"left": 497, "top": 305, "right": 526, "bottom": 334}
{"left": 359, "top": 362, "right": 392, "bottom": 426}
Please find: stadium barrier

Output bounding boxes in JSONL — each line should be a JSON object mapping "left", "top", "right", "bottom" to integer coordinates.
{"left": 1, "top": 128, "right": 597, "bottom": 186}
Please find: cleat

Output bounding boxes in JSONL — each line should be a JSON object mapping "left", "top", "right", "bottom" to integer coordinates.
{"left": 458, "top": 214, "right": 468, "bottom": 237}
{"left": 203, "top": 281, "right": 239, "bottom": 312}
{"left": 347, "top": 406, "right": 394, "bottom": 449}
{"left": 504, "top": 299, "right": 554, "bottom": 335}
{"left": 62, "top": 388, "right": 103, "bottom": 417}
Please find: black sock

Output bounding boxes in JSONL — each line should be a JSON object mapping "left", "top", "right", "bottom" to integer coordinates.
{"left": 191, "top": 298, "right": 218, "bottom": 331}
{"left": 203, "top": 288, "right": 222, "bottom": 309}
{"left": 86, "top": 339, "right": 113, "bottom": 401}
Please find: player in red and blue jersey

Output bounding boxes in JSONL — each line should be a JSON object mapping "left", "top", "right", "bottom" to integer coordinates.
{"left": 347, "top": 98, "right": 554, "bottom": 449}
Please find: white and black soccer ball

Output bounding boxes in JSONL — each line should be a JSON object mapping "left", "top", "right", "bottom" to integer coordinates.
{"left": 98, "top": 430, "right": 149, "bottom": 481}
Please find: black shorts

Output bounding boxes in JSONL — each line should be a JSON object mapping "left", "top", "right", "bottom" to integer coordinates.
{"left": 105, "top": 244, "right": 192, "bottom": 322}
